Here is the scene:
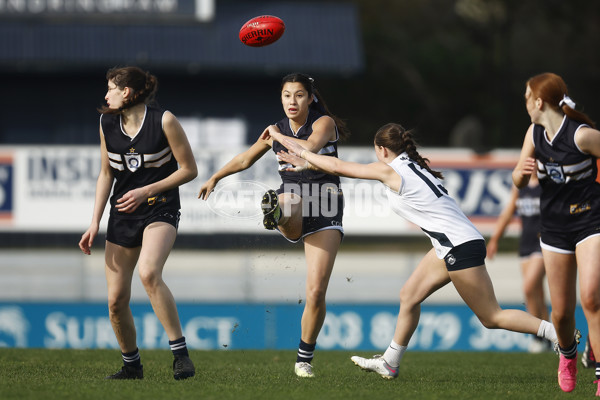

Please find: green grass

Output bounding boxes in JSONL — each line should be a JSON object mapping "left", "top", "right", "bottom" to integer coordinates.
{"left": 0, "top": 349, "right": 596, "bottom": 399}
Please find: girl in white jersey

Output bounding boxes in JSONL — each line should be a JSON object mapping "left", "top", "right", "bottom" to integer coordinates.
{"left": 263, "top": 122, "right": 558, "bottom": 380}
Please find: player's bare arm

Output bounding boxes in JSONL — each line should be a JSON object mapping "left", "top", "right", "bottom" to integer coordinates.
{"left": 576, "top": 126, "right": 600, "bottom": 158}
{"left": 198, "top": 135, "right": 271, "bottom": 200}
{"left": 79, "top": 126, "right": 114, "bottom": 254}
{"left": 513, "top": 125, "right": 536, "bottom": 189}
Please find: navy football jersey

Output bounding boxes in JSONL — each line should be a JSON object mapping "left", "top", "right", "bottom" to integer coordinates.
{"left": 101, "top": 106, "right": 180, "bottom": 218}
{"left": 272, "top": 108, "right": 340, "bottom": 187}
{"left": 532, "top": 116, "right": 600, "bottom": 232}
{"left": 516, "top": 183, "right": 541, "bottom": 256}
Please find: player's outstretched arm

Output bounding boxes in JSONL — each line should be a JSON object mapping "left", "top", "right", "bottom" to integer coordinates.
{"left": 199, "top": 135, "right": 272, "bottom": 200}
{"left": 272, "top": 130, "right": 400, "bottom": 190}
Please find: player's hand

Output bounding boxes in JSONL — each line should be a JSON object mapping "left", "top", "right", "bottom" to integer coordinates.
{"left": 486, "top": 239, "right": 498, "bottom": 260}
{"left": 198, "top": 178, "right": 217, "bottom": 200}
{"left": 277, "top": 151, "right": 309, "bottom": 172}
{"left": 79, "top": 224, "right": 99, "bottom": 255}
{"left": 279, "top": 136, "right": 307, "bottom": 157}
{"left": 516, "top": 157, "right": 536, "bottom": 180}
{"left": 116, "top": 188, "right": 146, "bottom": 213}
{"left": 260, "top": 125, "right": 282, "bottom": 141}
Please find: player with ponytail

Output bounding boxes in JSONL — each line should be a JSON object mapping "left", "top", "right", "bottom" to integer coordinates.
{"left": 199, "top": 73, "right": 348, "bottom": 378}
{"left": 264, "top": 121, "right": 559, "bottom": 380}
{"left": 513, "top": 72, "right": 600, "bottom": 395}
{"left": 80, "top": 66, "right": 197, "bottom": 381}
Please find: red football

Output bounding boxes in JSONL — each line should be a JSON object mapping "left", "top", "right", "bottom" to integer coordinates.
{"left": 239, "top": 15, "right": 285, "bottom": 47}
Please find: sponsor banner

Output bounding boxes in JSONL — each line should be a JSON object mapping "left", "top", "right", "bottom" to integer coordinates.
{"left": 0, "top": 145, "right": 520, "bottom": 235}
{"left": 0, "top": 151, "right": 13, "bottom": 224}
{"left": 0, "top": 0, "right": 215, "bottom": 22}
{"left": 0, "top": 302, "right": 587, "bottom": 351}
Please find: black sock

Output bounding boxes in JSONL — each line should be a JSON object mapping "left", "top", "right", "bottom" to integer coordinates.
{"left": 296, "top": 340, "right": 316, "bottom": 363}
{"left": 559, "top": 340, "right": 578, "bottom": 359}
{"left": 169, "top": 336, "right": 189, "bottom": 357}
{"left": 122, "top": 348, "right": 141, "bottom": 368}
{"left": 596, "top": 361, "right": 600, "bottom": 381}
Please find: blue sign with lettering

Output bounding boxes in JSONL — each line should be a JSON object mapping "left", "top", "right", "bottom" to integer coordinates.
{"left": 0, "top": 303, "right": 588, "bottom": 352}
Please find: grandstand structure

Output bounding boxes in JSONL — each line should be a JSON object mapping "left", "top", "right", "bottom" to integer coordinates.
{"left": 0, "top": 0, "right": 363, "bottom": 247}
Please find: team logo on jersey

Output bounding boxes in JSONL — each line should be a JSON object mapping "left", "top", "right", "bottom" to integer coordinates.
{"left": 445, "top": 253, "right": 456, "bottom": 266}
{"left": 570, "top": 201, "right": 591, "bottom": 215}
{"left": 545, "top": 163, "right": 565, "bottom": 184}
{"left": 124, "top": 148, "right": 141, "bottom": 172}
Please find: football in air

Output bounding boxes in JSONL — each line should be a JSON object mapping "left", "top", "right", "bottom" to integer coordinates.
{"left": 239, "top": 15, "right": 285, "bottom": 47}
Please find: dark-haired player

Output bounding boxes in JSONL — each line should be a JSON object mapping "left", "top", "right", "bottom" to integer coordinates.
{"left": 199, "top": 73, "right": 349, "bottom": 378}
{"left": 79, "top": 66, "right": 197, "bottom": 380}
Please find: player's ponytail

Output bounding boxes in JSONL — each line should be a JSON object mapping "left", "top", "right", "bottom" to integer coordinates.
{"left": 527, "top": 72, "right": 595, "bottom": 128}
{"left": 374, "top": 123, "right": 444, "bottom": 180}
{"left": 99, "top": 66, "right": 159, "bottom": 114}
{"left": 281, "top": 73, "right": 351, "bottom": 140}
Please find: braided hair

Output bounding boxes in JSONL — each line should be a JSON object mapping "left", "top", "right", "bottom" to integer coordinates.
{"left": 99, "top": 66, "right": 159, "bottom": 114}
{"left": 374, "top": 123, "right": 443, "bottom": 180}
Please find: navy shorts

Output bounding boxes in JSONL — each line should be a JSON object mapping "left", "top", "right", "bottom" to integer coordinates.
{"left": 518, "top": 232, "right": 542, "bottom": 257}
{"left": 106, "top": 209, "right": 180, "bottom": 248}
{"left": 540, "top": 226, "right": 600, "bottom": 254}
{"left": 277, "top": 182, "right": 344, "bottom": 242}
{"left": 443, "top": 239, "right": 486, "bottom": 271}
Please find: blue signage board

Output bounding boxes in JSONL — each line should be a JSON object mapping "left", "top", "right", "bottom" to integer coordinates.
{"left": 0, "top": 303, "right": 588, "bottom": 352}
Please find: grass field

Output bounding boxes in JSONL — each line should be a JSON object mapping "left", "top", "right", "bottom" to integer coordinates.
{"left": 0, "top": 349, "right": 597, "bottom": 399}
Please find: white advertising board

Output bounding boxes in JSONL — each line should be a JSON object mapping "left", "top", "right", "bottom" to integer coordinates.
{"left": 0, "top": 145, "right": 521, "bottom": 236}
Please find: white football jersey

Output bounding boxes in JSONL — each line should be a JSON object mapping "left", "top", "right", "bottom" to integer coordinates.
{"left": 386, "top": 153, "right": 483, "bottom": 259}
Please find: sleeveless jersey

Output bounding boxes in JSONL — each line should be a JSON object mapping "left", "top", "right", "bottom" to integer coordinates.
{"left": 532, "top": 116, "right": 600, "bottom": 232}
{"left": 100, "top": 106, "right": 180, "bottom": 218}
{"left": 516, "top": 183, "right": 541, "bottom": 256}
{"left": 273, "top": 108, "right": 340, "bottom": 187}
{"left": 386, "top": 153, "right": 483, "bottom": 259}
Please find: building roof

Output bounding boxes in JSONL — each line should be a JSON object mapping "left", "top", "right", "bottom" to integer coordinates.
{"left": 0, "top": 1, "right": 363, "bottom": 75}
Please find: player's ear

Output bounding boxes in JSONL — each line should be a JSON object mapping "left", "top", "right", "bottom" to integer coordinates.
{"left": 123, "top": 86, "right": 132, "bottom": 99}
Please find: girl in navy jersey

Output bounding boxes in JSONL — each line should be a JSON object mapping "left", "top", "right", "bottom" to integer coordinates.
{"left": 199, "top": 73, "right": 349, "bottom": 378}
{"left": 79, "top": 66, "right": 197, "bottom": 380}
{"left": 513, "top": 72, "right": 600, "bottom": 395}
{"left": 265, "top": 122, "right": 558, "bottom": 380}
{"left": 487, "top": 174, "right": 549, "bottom": 353}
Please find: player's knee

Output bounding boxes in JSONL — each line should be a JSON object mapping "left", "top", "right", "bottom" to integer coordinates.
{"left": 477, "top": 314, "right": 501, "bottom": 329}
{"left": 107, "top": 295, "right": 129, "bottom": 316}
{"left": 580, "top": 292, "right": 600, "bottom": 314}
{"left": 305, "top": 286, "right": 327, "bottom": 305}
{"left": 522, "top": 281, "right": 542, "bottom": 300}
{"left": 399, "top": 286, "right": 417, "bottom": 308}
{"left": 138, "top": 268, "right": 161, "bottom": 289}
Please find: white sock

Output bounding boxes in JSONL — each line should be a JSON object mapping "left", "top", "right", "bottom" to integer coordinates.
{"left": 383, "top": 340, "right": 407, "bottom": 368}
{"left": 537, "top": 320, "right": 557, "bottom": 342}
